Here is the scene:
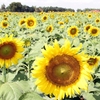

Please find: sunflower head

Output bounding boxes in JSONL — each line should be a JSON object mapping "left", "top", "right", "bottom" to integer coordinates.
{"left": 67, "top": 26, "right": 79, "bottom": 37}
{"left": 86, "top": 56, "right": 100, "bottom": 70}
{"left": 1, "top": 20, "right": 9, "bottom": 28}
{"left": 58, "top": 21, "right": 64, "bottom": 25}
{"left": 32, "top": 40, "right": 93, "bottom": 99}
{"left": 88, "top": 14, "right": 92, "bottom": 18}
{"left": 19, "top": 18, "right": 26, "bottom": 27}
{"left": 88, "top": 26, "right": 100, "bottom": 37}
{"left": 64, "top": 18, "right": 69, "bottom": 23}
{"left": 50, "top": 14, "right": 55, "bottom": 19}
{"left": 84, "top": 24, "right": 92, "bottom": 33}
{"left": 95, "top": 18, "right": 100, "bottom": 23}
{"left": 42, "top": 15, "right": 48, "bottom": 22}
{"left": 46, "top": 25, "right": 54, "bottom": 33}
{"left": 4, "top": 17, "right": 8, "bottom": 20}
{"left": 26, "top": 16, "right": 37, "bottom": 29}
{"left": 0, "top": 34, "right": 24, "bottom": 68}
{"left": 24, "top": 39, "right": 31, "bottom": 47}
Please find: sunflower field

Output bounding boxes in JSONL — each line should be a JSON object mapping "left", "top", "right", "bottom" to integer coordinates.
{"left": 0, "top": 11, "right": 100, "bottom": 100}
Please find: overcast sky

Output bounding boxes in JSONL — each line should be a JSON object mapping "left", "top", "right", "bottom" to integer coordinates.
{"left": 0, "top": 0, "right": 100, "bottom": 11}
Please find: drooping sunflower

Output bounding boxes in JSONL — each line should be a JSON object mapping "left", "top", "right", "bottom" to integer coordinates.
{"left": 18, "top": 18, "right": 26, "bottom": 27}
{"left": 32, "top": 40, "right": 93, "bottom": 100}
{"left": 1, "top": 20, "right": 9, "bottom": 28}
{"left": 0, "top": 34, "right": 24, "bottom": 68}
{"left": 26, "top": 16, "right": 37, "bottom": 29}
{"left": 84, "top": 24, "right": 92, "bottom": 33}
{"left": 67, "top": 26, "right": 79, "bottom": 38}
{"left": 39, "top": 11, "right": 44, "bottom": 15}
{"left": 95, "top": 18, "right": 100, "bottom": 24}
{"left": 88, "top": 26, "right": 100, "bottom": 37}
{"left": 41, "top": 15, "right": 48, "bottom": 22}
{"left": 46, "top": 25, "right": 54, "bottom": 33}
{"left": 58, "top": 21, "right": 64, "bottom": 25}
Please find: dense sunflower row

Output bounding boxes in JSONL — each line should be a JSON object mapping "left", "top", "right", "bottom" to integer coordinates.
{"left": 0, "top": 11, "right": 100, "bottom": 100}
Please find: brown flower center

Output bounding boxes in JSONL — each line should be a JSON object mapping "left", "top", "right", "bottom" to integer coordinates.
{"left": 91, "top": 29, "right": 97, "bottom": 34}
{"left": 88, "top": 15, "right": 92, "bottom": 17}
{"left": 3, "top": 22, "right": 7, "bottom": 27}
{"left": 46, "top": 54, "right": 80, "bottom": 86}
{"left": 27, "top": 20, "right": 34, "bottom": 26}
{"left": 70, "top": 28, "right": 77, "bottom": 35}
{"left": 87, "top": 58, "right": 97, "bottom": 65}
{"left": 43, "top": 16, "right": 47, "bottom": 20}
{"left": 59, "top": 22, "right": 64, "bottom": 25}
{"left": 47, "top": 26, "right": 52, "bottom": 32}
{"left": 0, "top": 42, "right": 17, "bottom": 59}
{"left": 86, "top": 26, "right": 90, "bottom": 31}
{"left": 96, "top": 19, "right": 99, "bottom": 22}
{"left": 21, "top": 20, "right": 25, "bottom": 25}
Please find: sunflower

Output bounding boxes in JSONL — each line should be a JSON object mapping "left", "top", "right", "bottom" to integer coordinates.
{"left": 4, "top": 17, "right": 8, "bottom": 20}
{"left": 18, "top": 18, "right": 26, "bottom": 27}
{"left": 32, "top": 40, "right": 93, "bottom": 100}
{"left": 85, "top": 55, "right": 100, "bottom": 71}
{"left": 87, "top": 14, "right": 92, "bottom": 18}
{"left": 88, "top": 26, "right": 100, "bottom": 37}
{"left": 67, "top": 26, "right": 79, "bottom": 38}
{"left": 1, "top": 20, "right": 9, "bottom": 28}
{"left": 24, "top": 39, "right": 31, "bottom": 47}
{"left": 58, "top": 21, "right": 64, "bottom": 25}
{"left": 84, "top": 24, "right": 92, "bottom": 33}
{"left": 26, "top": 16, "right": 37, "bottom": 29}
{"left": 41, "top": 15, "right": 48, "bottom": 22}
{"left": 39, "top": 11, "right": 44, "bottom": 15}
{"left": 50, "top": 14, "right": 55, "bottom": 19}
{"left": 71, "top": 12, "right": 75, "bottom": 16}
{"left": 0, "top": 34, "right": 24, "bottom": 68}
{"left": 64, "top": 18, "right": 69, "bottom": 23}
{"left": 46, "top": 25, "right": 54, "bottom": 33}
{"left": 95, "top": 18, "right": 100, "bottom": 24}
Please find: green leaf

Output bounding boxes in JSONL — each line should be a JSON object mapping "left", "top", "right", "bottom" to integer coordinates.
{"left": 82, "top": 92, "right": 96, "bottom": 100}
{"left": 95, "top": 73, "right": 100, "bottom": 77}
{"left": 88, "top": 82, "right": 99, "bottom": 92}
{"left": 72, "top": 37, "right": 80, "bottom": 46}
{"left": 94, "top": 95, "right": 100, "bottom": 100}
{"left": 19, "top": 91, "right": 45, "bottom": 100}
{"left": 0, "top": 98, "right": 3, "bottom": 100}
{"left": 6, "top": 72, "right": 16, "bottom": 82}
{"left": 0, "top": 81, "right": 30, "bottom": 100}
{"left": 12, "top": 72, "right": 28, "bottom": 81}
{"left": 0, "top": 81, "right": 3, "bottom": 87}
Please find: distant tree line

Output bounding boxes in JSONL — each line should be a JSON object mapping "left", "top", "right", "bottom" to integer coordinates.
{"left": 0, "top": 2, "right": 100, "bottom": 12}
{"left": 0, "top": 2, "right": 75, "bottom": 12}
{"left": 77, "top": 8, "right": 100, "bottom": 12}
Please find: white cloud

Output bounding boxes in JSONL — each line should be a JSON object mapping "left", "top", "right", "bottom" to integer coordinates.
{"left": 65, "top": 0, "right": 94, "bottom": 3}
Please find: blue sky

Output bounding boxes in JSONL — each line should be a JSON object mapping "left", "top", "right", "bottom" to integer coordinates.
{"left": 0, "top": 0, "right": 100, "bottom": 10}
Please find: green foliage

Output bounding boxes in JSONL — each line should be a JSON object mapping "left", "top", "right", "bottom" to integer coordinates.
{"left": 0, "top": 11, "right": 100, "bottom": 100}
{"left": 7, "top": 2, "right": 22, "bottom": 12}
{"left": 19, "top": 91, "right": 44, "bottom": 100}
{"left": 0, "top": 81, "right": 30, "bottom": 100}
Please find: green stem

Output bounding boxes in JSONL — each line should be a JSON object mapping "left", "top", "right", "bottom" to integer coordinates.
{"left": 33, "top": 85, "right": 37, "bottom": 92}
{"left": 28, "top": 65, "right": 30, "bottom": 79}
{"left": 2, "top": 66, "right": 6, "bottom": 82}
